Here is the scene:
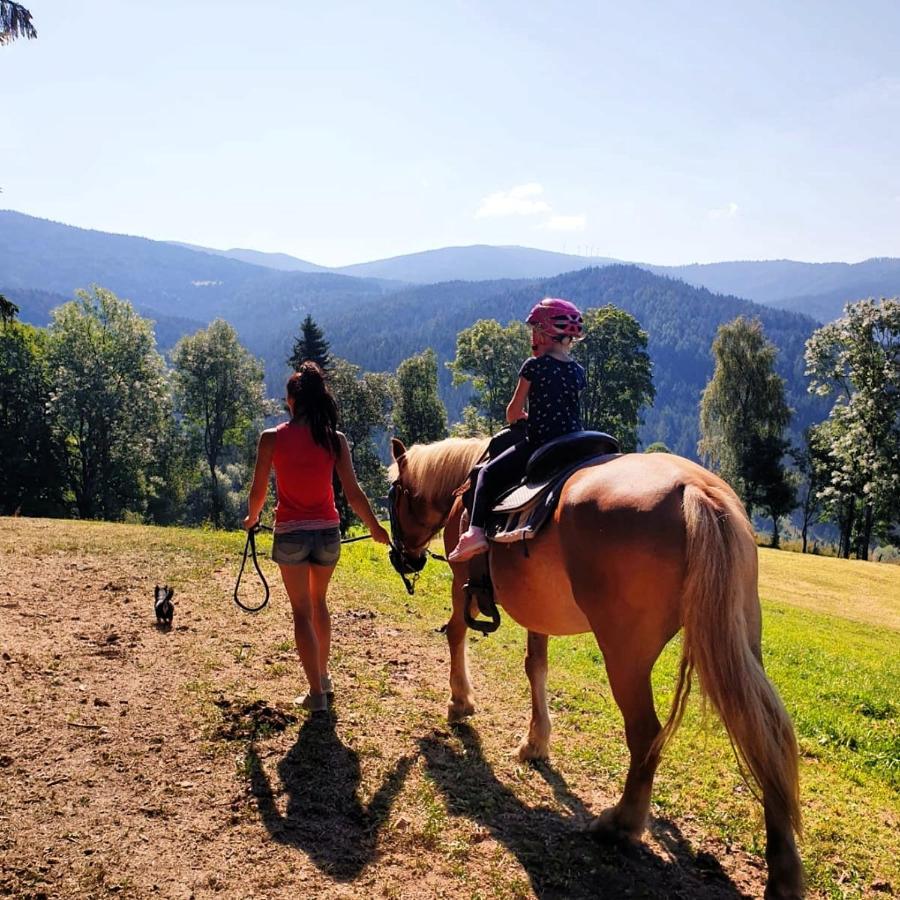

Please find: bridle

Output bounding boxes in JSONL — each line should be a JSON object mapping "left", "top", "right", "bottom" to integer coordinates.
{"left": 387, "top": 479, "right": 448, "bottom": 595}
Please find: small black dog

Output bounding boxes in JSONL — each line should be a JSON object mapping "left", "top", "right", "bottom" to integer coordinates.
{"left": 154, "top": 585, "right": 175, "bottom": 627}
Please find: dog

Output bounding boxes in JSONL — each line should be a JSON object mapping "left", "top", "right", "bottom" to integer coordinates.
{"left": 154, "top": 585, "right": 175, "bottom": 627}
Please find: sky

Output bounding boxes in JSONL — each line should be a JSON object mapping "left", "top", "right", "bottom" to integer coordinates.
{"left": 2, "top": 0, "right": 900, "bottom": 267}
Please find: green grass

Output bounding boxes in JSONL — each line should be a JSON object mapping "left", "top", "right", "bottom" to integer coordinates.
{"left": 329, "top": 532, "right": 900, "bottom": 898}
{"left": 4, "top": 518, "right": 897, "bottom": 896}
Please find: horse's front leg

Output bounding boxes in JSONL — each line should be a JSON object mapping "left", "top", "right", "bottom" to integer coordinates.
{"left": 446, "top": 569, "right": 476, "bottom": 722}
{"left": 518, "top": 631, "right": 551, "bottom": 761}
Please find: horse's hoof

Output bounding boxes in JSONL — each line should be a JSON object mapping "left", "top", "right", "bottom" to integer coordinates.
{"left": 516, "top": 738, "right": 550, "bottom": 762}
{"left": 588, "top": 808, "right": 644, "bottom": 846}
{"left": 447, "top": 700, "right": 475, "bottom": 723}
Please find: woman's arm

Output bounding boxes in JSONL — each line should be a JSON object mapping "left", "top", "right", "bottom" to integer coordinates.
{"left": 506, "top": 376, "right": 531, "bottom": 424}
{"left": 243, "top": 430, "right": 276, "bottom": 529}
{"left": 334, "top": 433, "right": 390, "bottom": 544}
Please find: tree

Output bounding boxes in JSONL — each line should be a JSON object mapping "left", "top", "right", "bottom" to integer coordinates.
{"left": 393, "top": 348, "right": 447, "bottom": 446}
{"left": 574, "top": 305, "right": 655, "bottom": 452}
{"left": 171, "top": 319, "right": 265, "bottom": 528}
{"left": 0, "top": 317, "right": 65, "bottom": 515}
{"left": 0, "top": 294, "right": 19, "bottom": 324}
{"left": 791, "top": 426, "right": 829, "bottom": 554}
{"left": 329, "top": 358, "right": 394, "bottom": 530}
{"left": 288, "top": 314, "right": 331, "bottom": 371}
{"left": 805, "top": 298, "right": 900, "bottom": 559}
{"left": 0, "top": 1, "right": 36, "bottom": 44}
{"left": 699, "top": 317, "right": 793, "bottom": 518}
{"left": 744, "top": 434, "right": 796, "bottom": 548}
{"left": 645, "top": 442, "right": 671, "bottom": 453}
{"left": 447, "top": 320, "right": 530, "bottom": 434}
{"left": 47, "top": 287, "right": 170, "bottom": 520}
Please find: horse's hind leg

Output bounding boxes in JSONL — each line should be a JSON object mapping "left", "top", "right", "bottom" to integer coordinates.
{"left": 446, "top": 572, "right": 476, "bottom": 722}
{"left": 591, "top": 647, "right": 663, "bottom": 841}
{"left": 517, "top": 631, "right": 551, "bottom": 761}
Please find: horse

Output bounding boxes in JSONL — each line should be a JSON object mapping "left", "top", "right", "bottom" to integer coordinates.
{"left": 388, "top": 435, "right": 803, "bottom": 900}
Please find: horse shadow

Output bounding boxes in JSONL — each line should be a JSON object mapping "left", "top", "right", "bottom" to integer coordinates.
{"left": 249, "top": 714, "right": 414, "bottom": 881}
{"left": 418, "top": 723, "right": 752, "bottom": 899}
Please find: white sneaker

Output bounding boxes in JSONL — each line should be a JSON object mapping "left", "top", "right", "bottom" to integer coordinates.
{"left": 448, "top": 530, "right": 489, "bottom": 562}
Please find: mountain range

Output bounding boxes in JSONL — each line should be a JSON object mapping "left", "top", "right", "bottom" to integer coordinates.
{"left": 2, "top": 209, "right": 887, "bottom": 455}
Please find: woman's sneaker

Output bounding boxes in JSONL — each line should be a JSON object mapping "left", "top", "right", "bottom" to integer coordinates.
{"left": 448, "top": 529, "right": 488, "bottom": 562}
{"left": 293, "top": 692, "right": 328, "bottom": 713}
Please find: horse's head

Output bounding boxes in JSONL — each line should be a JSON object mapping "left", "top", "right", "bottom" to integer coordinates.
{"left": 387, "top": 435, "right": 490, "bottom": 593}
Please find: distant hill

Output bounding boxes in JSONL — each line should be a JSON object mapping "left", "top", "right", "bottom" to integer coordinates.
{"left": 649, "top": 258, "right": 900, "bottom": 322}
{"left": 169, "top": 242, "right": 328, "bottom": 273}
{"left": 334, "top": 245, "right": 618, "bottom": 283}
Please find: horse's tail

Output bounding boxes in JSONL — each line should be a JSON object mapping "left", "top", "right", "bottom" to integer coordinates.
{"left": 652, "top": 482, "right": 801, "bottom": 836}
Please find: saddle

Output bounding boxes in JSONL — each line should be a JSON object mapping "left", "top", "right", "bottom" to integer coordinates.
{"left": 460, "top": 429, "right": 619, "bottom": 634}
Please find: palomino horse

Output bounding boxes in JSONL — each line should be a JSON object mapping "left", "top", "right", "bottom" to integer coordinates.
{"left": 388, "top": 436, "right": 803, "bottom": 899}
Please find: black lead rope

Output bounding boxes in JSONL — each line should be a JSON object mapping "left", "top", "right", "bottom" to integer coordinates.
{"left": 233, "top": 524, "right": 374, "bottom": 614}
{"left": 233, "top": 523, "right": 273, "bottom": 613}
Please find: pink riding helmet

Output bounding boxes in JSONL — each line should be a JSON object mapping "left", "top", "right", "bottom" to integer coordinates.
{"left": 526, "top": 298, "right": 585, "bottom": 341}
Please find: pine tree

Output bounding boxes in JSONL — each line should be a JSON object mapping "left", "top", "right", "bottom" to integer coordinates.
{"left": 0, "top": 1, "right": 36, "bottom": 44}
{"left": 288, "top": 314, "right": 331, "bottom": 371}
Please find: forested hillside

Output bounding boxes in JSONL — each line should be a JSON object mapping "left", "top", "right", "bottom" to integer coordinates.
{"left": 3, "top": 211, "right": 831, "bottom": 456}
{"left": 310, "top": 266, "right": 827, "bottom": 456}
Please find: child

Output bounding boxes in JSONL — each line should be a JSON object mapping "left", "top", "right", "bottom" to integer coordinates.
{"left": 449, "top": 298, "right": 586, "bottom": 562}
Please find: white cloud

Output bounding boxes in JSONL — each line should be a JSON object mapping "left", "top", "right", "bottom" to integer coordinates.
{"left": 541, "top": 214, "right": 587, "bottom": 232}
{"left": 708, "top": 202, "right": 739, "bottom": 221}
{"left": 475, "top": 182, "right": 551, "bottom": 218}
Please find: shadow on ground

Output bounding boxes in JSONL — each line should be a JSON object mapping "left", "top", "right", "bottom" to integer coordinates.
{"left": 418, "top": 723, "right": 752, "bottom": 900}
{"left": 250, "top": 713, "right": 414, "bottom": 881}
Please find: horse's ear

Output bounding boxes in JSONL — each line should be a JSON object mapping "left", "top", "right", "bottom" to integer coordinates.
{"left": 391, "top": 438, "right": 407, "bottom": 466}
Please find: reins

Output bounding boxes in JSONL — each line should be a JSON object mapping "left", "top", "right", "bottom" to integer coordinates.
{"left": 233, "top": 523, "right": 373, "bottom": 613}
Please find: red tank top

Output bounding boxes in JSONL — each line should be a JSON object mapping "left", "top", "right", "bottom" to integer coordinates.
{"left": 272, "top": 422, "right": 339, "bottom": 530}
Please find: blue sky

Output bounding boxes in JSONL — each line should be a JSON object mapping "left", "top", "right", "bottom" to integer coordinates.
{"left": 3, "top": 0, "right": 899, "bottom": 266}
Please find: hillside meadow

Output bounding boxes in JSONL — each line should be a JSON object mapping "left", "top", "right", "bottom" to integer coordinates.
{"left": 0, "top": 517, "right": 897, "bottom": 899}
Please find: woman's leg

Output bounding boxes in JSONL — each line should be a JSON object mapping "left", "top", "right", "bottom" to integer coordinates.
{"left": 278, "top": 562, "right": 324, "bottom": 697}
{"left": 308, "top": 562, "right": 337, "bottom": 678}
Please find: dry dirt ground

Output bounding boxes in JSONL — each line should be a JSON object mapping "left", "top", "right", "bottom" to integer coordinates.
{"left": 1, "top": 519, "right": 774, "bottom": 899}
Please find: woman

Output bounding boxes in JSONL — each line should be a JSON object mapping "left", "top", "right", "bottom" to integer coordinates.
{"left": 243, "top": 361, "right": 390, "bottom": 712}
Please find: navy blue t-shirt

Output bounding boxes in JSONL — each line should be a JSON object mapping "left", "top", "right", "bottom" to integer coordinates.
{"left": 519, "top": 355, "right": 587, "bottom": 445}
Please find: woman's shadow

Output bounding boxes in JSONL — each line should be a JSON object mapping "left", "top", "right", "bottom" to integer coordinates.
{"left": 419, "top": 723, "right": 752, "bottom": 899}
{"left": 250, "top": 714, "right": 414, "bottom": 881}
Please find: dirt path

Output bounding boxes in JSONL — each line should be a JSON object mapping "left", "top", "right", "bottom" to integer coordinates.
{"left": 0, "top": 519, "right": 770, "bottom": 899}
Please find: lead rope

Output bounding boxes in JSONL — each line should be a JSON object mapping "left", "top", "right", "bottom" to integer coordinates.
{"left": 233, "top": 524, "right": 373, "bottom": 613}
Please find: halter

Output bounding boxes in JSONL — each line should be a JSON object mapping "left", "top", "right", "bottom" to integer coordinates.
{"left": 387, "top": 480, "right": 447, "bottom": 595}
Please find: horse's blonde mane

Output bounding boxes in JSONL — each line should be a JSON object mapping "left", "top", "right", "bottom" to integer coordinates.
{"left": 390, "top": 436, "right": 489, "bottom": 506}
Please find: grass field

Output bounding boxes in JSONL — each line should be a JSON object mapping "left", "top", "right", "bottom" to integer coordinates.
{"left": 1, "top": 518, "right": 898, "bottom": 899}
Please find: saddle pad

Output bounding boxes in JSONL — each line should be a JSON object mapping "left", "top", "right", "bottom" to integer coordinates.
{"left": 491, "top": 454, "right": 608, "bottom": 516}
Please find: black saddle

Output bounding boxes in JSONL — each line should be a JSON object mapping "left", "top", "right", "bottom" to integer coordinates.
{"left": 459, "top": 430, "right": 619, "bottom": 635}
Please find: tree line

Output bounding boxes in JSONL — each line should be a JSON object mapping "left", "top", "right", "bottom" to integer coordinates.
{"left": 1, "top": 285, "right": 896, "bottom": 558}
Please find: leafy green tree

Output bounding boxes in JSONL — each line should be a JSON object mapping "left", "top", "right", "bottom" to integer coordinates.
{"left": 171, "top": 319, "right": 265, "bottom": 528}
{"left": 805, "top": 298, "right": 900, "bottom": 559}
{"left": 47, "top": 287, "right": 170, "bottom": 520}
{"left": 447, "top": 320, "right": 530, "bottom": 434}
{"left": 644, "top": 441, "right": 671, "bottom": 453}
{"left": 0, "top": 1, "right": 36, "bottom": 44}
{"left": 288, "top": 313, "right": 331, "bottom": 371}
{"left": 0, "top": 317, "right": 65, "bottom": 514}
{"left": 699, "top": 317, "right": 793, "bottom": 518}
{"left": 329, "top": 358, "right": 394, "bottom": 530}
{"left": 393, "top": 348, "right": 447, "bottom": 446}
{"left": 791, "top": 426, "right": 829, "bottom": 554}
{"left": 574, "top": 305, "right": 654, "bottom": 452}
{"left": 744, "top": 434, "right": 797, "bottom": 548}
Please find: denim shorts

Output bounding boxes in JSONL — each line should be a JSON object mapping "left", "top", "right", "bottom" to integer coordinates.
{"left": 271, "top": 527, "right": 341, "bottom": 567}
